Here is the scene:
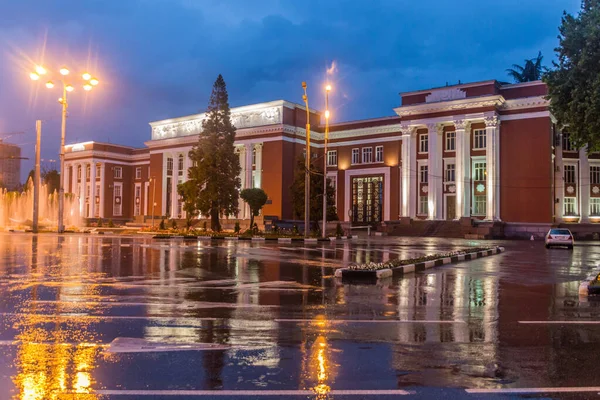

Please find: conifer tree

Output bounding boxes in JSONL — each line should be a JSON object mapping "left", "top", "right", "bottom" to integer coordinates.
{"left": 179, "top": 75, "right": 241, "bottom": 231}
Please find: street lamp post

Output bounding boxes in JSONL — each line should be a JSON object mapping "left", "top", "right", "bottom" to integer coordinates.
{"left": 302, "top": 82, "right": 311, "bottom": 238}
{"left": 29, "top": 65, "right": 99, "bottom": 233}
{"left": 322, "top": 85, "right": 331, "bottom": 238}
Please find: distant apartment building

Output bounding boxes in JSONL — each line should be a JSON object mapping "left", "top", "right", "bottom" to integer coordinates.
{"left": 0, "top": 141, "right": 21, "bottom": 190}
{"left": 63, "top": 79, "right": 590, "bottom": 230}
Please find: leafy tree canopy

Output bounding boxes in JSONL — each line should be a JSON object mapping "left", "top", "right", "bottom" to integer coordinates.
{"left": 544, "top": 0, "right": 600, "bottom": 150}
{"left": 506, "top": 51, "right": 545, "bottom": 83}
{"left": 240, "top": 188, "right": 268, "bottom": 230}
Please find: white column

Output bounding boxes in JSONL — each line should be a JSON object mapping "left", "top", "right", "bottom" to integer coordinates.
{"left": 555, "top": 132, "right": 564, "bottom": 222}
{"left": 254, "top": 143, "right": 263, "bottom": 188}
{"left": 70, "top": 163, "right": 77, "bottom": 195}
{"left": 90, "top": 161, "right": 96, "bottom": 218}
{"left": 580, "top": 146, "right": 590, "bottom": 223}
{"left": 454, "top": 119, "right": 471, "bottom": 218}
{"left": 245, "top": 143, "right": 253, "bottom": 219}
{"left": 99, "top": 163, "right": 105, "bottom": 218}
{"left": 64, "top": 163, "right": 71, "bottom": 193}
{"left": 485, "top": 115, "right": 499, "bottom": 220}
{"left": 79, "top": 164, "right": 86, "bottom": 215}
{"left": 427, "top": 123, "right": 443, "bottom": 220}
{"left": 400, "top": 125, "right": 416, "bottom": 218}
{"left": 171, "top": 158, "right": 178, "bottom": 218}
{"left": 238, "top": 146, "right": 246, "bottom": 219}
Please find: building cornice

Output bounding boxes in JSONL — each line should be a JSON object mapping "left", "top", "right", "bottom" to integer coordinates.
{"left": 502, "top": 96, "right": 549, "bottom": 110}
{"left": 400, "top": 80, "right": 499, "bottom": 97}
{"left": 329, "top": 124, "right": 403, "bottom": 140}
{"left": 394, "top": 95, "right": 505, "bottom": 117}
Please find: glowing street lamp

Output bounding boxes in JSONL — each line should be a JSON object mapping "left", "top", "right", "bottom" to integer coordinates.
{"left": 28, "top": 64, "right": 100, "bottom": 233}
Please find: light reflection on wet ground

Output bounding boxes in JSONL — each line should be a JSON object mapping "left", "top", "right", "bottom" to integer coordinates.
{"left": 0, "top": 233, "right": 598, "bottom": 399}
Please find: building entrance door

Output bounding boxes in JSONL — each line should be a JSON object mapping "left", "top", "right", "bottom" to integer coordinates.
{"left": 351, "top": 176, "right": 383, "bottom": 224}
{"left": 446, "top": 195, "right": 456, "bottom": 220}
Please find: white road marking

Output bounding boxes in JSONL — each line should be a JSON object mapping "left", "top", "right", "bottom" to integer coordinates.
{"left": 466, "top": 387, "right": 600, "bottom": 394}
{"left": 519, "top": 321, "right": 600, "bottom": 324}
{"left": 92, "top": 389, "right": 411, "bottom": 396}
{"left": 275, "top": 319, "right": 465, "bottom": 324}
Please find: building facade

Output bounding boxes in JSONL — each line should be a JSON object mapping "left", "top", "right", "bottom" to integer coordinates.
{"left": 64, "top": 79, "right": 588, "bottom": 227}
{"left": 0, "top": 141, "right": 21, "bottom": 190}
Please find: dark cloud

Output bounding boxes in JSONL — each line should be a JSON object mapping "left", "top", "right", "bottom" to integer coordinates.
{"left": 0, "top": 0, "right": 581, "bottom": 181}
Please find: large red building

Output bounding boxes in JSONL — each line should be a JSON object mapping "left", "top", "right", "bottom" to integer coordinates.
{"left": 64, "top": 79, "right": 592, "bottom": 236}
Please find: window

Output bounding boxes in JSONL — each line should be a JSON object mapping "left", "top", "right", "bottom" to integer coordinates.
{"left": 328, "top": 175, "right": 337, "bottom": 207}
{"left": 562, "top": 131, "right": 575, "bottom": 151}
{"left": 419, "top": 134, "right": 428, "bottom": 153}
{"left": 591, "top": 199, "right": 600, "bottom": 216}
{"left": 474, "top": 129, "right": 486, "bottom": 149}
{"left": 419, "top": 196, "right": 428, "bottom": 215}
{"left": 564, "top": 197, "right": 576, "bottom": 216}
{"left": 96, "top": 164, "right": 101, "bottom": 177}
{"left": 134, "top": 185, "right": 141, "bottom": 216}
{"left": 362, "top": 147, "right": 373, "bottom": 163}
{"left": 352, "top": 148, "right": 360, "bottom": 164}
{"left": 252, "top": 148, "right": 256, "bottom": 166}
{"left": 135, "top": 167, "right": 142, "bottom": 180}
{"left": 113, "top": 166, "right": 122, "bottom": 179}
{"left": 178, "top": 154, "right": 184, "bottom": 176}
{"left": 327, "top": 150, "right": 337, "bottom": 166}
{"left": 86, "top": 165, "right": 90, "bottom": 179}
{"left": 446, "top": 131, "right": 456, "bottom": 151}
{"left": 77, "top": 166, "right": 81, "bottom": 180}
{"left": 113, "top": 183, "right": 122, "bottom": 216}
{"left": 564, "top": 165, "right": 576, "bottom": 184}
{"left": 375, "top": 146, "right": 383, "bottom": 163}
{"left": 445, "top": 163, "right": 455, "bottom": 182}
{"left": 420, "top": 165, "right": 428, "bottom": 183}
{"left": 474, "top": 195, "right": 486, "bottom": 215}
{"left": 86, "top": 185, "right": 90, "bottom": 197}
{"left": 95, "top": 184, "right": 100, "bottom": 217}
{"left": 166, "top": 157, "right": 173, "bottom": 176}
{"left": 473, "top": 162, "right": 487, "bottom": 181}
{"left": 591, "top": 166, "right": 600, "bottom": 185}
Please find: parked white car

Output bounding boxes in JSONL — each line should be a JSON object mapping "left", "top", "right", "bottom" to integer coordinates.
{"left": 545, "top": 228, "right": 574, "bottom": 249}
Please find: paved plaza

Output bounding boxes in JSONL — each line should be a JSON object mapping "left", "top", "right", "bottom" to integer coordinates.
{"left": 0, "top": 233, "right": 598, "bottom": 399}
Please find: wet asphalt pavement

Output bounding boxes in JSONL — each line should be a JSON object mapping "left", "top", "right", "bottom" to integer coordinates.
{"left": 0, "top": 233, "right": 599, "bottom": 400}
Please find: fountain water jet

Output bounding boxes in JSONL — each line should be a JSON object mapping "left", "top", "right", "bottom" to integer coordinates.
{"left": 0, "top": 178, "right": 81, "bottom": 230}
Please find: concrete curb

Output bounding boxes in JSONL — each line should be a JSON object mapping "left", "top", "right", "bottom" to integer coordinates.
{"left": 335, "top": 246, "right": 506, "bottom": 280}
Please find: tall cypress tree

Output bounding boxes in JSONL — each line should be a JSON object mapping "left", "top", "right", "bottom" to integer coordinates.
{"left": 179, "top": 75, "right": 241, "bottom": 231}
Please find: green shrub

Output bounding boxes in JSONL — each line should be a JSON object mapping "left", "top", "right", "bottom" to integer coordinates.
{"left": 203, "top": 221, "right": 207, "bottom": 231}
{"left": 234, "top": 221, "right": 241, "bottom": 233}
{"left": 108, "top": 219, "right": 115, "bottom": 228}
{"left": 97, "top": 219, "right": 103, "bottom": 228}
{"left": 159, "top": 219, "right": 166, "bottom": 230}
{"left": 336, "top": 222, "right": 343, "bottom": 237}
{"left": 171, "top": 219, "right": 177, "bottom": 229}
{"left": 292, "top": 224, "right": 299, "bottom": 235}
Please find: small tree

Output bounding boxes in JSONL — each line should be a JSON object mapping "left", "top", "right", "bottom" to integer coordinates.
{"left": 544, "top": 0, "right": 600, "bottom": 150}
{"left": 506, "top": 52, "right": 545, "bottom": 83}
{"left": 159, "top": 219, "right": 166, "bottom": 230}
{"left": 240, "top": 188, "right": 268, "bottom": 231}
{"left": 181, "top": 75, "right": 241, "bottom": 232}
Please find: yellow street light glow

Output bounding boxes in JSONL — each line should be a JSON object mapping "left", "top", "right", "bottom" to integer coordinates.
{"left": 82, "top": 72, "right": 92, "bottom": 81}
{"left": 325, "top": 84, "right": 332, "bottom": 92}
{"left": 60, "top": 67, "right": 70, "bottom": 76}
{"left": 66, "top": 85, "right": 74, "bottom": 92}
{"left": 46, "top": 81, "right": 54, "bottom": 89}
{"left": 35, "top": 65, "right": 47, "bottom": 75}
{"left": 325, "top": 110, "right": 330, "bottom": 119}
{"left": 83, "top": 84, "right": 92, "bottom": 91}
{"left": 30, "top": 72, "right": 40, "bottom": 81}
{"left": 89, "top": 78, "right": 99, "bottom": 86}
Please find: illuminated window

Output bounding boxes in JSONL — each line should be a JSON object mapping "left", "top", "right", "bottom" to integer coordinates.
{"left": 474, "top": 195, "right": 486, "bottom": 215}
{"left": 564, "top": 197, "right": 576, "bottom": 216}
{"left": 591, "top": 198, "right": 600, "bottom": 216}
{"left": 420, "top": 165, "right": 428, "bottom": 183}
{"left": 419, "top": 196, "right": 428, "bottom": 215}
{"left": 473, "top": 162, "right": 487, "bottom": 181}
{"left": 445, "top": 163, "right": 455, "bottom": 182}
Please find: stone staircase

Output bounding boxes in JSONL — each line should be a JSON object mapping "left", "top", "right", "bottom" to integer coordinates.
{"left": 382, "top": 218, "right": 505, "bottom": 239}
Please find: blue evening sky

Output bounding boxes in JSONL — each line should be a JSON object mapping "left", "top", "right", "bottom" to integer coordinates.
{"left": 0, "top": 0, "right": 581, "bottom": 180}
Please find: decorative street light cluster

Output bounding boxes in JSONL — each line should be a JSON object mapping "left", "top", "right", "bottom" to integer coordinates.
{"left": 29, "top": 65, "right": 99, "bottom": 233}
